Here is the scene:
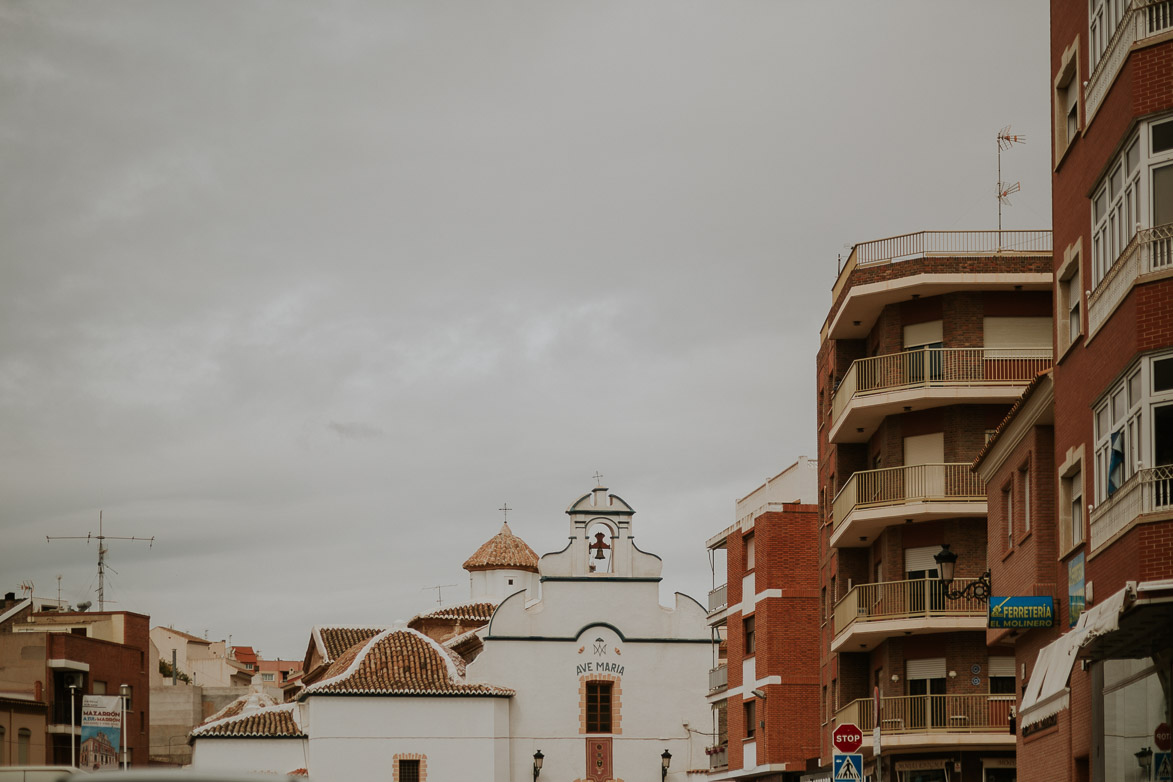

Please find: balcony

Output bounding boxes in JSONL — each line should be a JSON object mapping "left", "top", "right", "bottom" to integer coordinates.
{"left": 707, "top": 744, "right": 728, "bottom": 770}
{"left": 831, "top": 578, "right": 987, "bottom": 652}
{"left": 831, "top": 464, "right": 986, "bottom": 547}
{"left": 829, "top": 348, "right": 1052, "bottom": 443}
{"left": 825, "top": 231, "right": 1052, "bottom": 340}
{"left": 50, "top": 699, "right": 82, "bottom": 727}
{"left": 1088, "top": 223, "right": 1173, "bottom": 337}
{"left": 708, "top": 583, "right": 729, "bottom": 624}
{"left": 708, "top": 664, "right": 728, "bottom": 694}
{"left": 834, "top": 694, "right": 1015, "bottom": 749}
{"left": 1090, "top": 465, "right": 1173, "bottom": 551}
{"left": 1086, "top": 1, "right": 1173, "bottom": 123}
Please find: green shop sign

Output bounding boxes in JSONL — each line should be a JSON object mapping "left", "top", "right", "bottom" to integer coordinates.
{"left": 988, "top": 596, "right": 1055, "bottom": 629}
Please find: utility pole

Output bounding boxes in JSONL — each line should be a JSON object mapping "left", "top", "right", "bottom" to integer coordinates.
{"left": 47, "top": 511, "right": 155, "bottom": 611}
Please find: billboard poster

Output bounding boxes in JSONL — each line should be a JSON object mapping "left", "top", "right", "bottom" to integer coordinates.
{"left": 80, "top": 695, "right": 122, "bottom": 771}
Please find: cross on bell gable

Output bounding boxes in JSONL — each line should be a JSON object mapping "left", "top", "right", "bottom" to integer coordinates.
{"left": 589, "top": 531, "right": 611, "bottom": 560}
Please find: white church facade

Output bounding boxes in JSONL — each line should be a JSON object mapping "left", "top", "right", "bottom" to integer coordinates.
{"left": 190, "top": 486, "right": 712, "bottom": 782}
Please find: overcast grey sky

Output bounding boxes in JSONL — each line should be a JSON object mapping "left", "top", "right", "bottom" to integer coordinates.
{"left": 0, "top": 1, "right": 1052, "bottom": 658}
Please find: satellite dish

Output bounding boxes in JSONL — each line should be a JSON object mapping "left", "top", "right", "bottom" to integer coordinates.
{"left": 77, "top": 601, "right": 92, "bottom": 612}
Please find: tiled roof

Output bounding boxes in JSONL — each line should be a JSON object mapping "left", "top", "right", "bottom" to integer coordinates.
{"left": 155, "top": 626, "right": 212, "bottom": 644}
{"left": 972, "top": 369, "right": 1053, "bottom": 469}
{"left": 462, "top": 522, "right": 539, "bottom": 573}
{"left": 200, "top": 689, "right": 280, "bottom": 726}
{"left": 412, "top": 601, "right": 497, "bottom": 623}
{"left": 193, "top": 698, "right": 304, "bottom": 739}
{"left": 303, "top": 628, "right": 513, "bottom": 697}
{"left": 316, "top": 626, "right": 388, "bottom": 662}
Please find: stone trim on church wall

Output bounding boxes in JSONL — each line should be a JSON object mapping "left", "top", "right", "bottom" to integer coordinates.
{"left": 578, "top": 673, "right": 622, "bottom": 735}
{"left": 392, "top": 752, "right": 427, "bottom": 782}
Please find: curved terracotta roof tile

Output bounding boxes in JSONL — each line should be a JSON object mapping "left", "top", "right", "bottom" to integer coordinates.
{"left": 192, "top": 703, "right": 304, "bottom": 739}
{"left": 304, "top": 628, "right": 512, "bottom": 697}
{"left": 317, "top": 626, "right": 388, "bottom": 662}
{"left": 412, "top": 601, "right": 497, "bottom": 623}
{"left": 462, "top": 522, "right": 538, "bottom": 573}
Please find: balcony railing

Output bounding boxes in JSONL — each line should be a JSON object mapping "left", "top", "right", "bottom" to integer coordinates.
{"left": 708, "top": 583, "right": 728, "bottom": 613}
{"left": 707, "top": 745, "right": 729, "bottom": 769}
{"left": 832, "top": 464, "right": 984, "bottom": 530}
{"left": 1088, "top": 223, "right": 1173, "bottom": 335}
{"left": 1090, "top": 465, "right": 1173, "bottom": 550}
{"left": 831, "top": 348, "right": 1052, "bottom": 427}
{"left": 1086, "top": 1, "right": 1173, "bottom": 122}
{"left": 833, "top": 578, "right": 987, "bottom": 636}
{"left": 834, "top": 694, "right": 1015, "bottom": 735}
{"left": 708, "top": 664, "right": 728, "bottom": 693}
{"left": 849, "top": 230, "right": 1053, "bottom": 267}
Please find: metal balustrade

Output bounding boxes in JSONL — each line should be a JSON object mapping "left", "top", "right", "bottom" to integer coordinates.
{"left": 1090, "top": 465, "right": 1173, "bottom": 550}
{"left": 1087, "top": 1, "right": 1173, "bottom": 121}
{"left": 849, "top": 230, "right": 1053, "bottom": 267}
{"left": 832, "top": 464, "right": 984, "bottom": 531}
{"left": 833, "top": 578, "right": 987, "bottom": 637}
{"left": 834, "top": 694, "right": 1015, "bottom": 734}
{"left": 1088, "top": 223, "right": 1173, "bottom": 335}
{"left": 830, "top": 348, "right": 1052, "bottom": 428}
{"left": 708, "top": 746, "right": 728, "bottom": 769}
{"left": 708, "top": 583, "right": 728, "bottom": 613}
{"left": 708, "top": 664, "right": 728, "bottom": 693}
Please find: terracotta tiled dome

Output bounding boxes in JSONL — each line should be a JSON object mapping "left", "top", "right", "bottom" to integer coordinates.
{"left": 462, "top": 522, "right": 539, "bottom": 573}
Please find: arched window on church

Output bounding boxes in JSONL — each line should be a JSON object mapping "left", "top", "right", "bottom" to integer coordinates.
{"left": 586, "top": 521, "right": 613, "bottom": 573}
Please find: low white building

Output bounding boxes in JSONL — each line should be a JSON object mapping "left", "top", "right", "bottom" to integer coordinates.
{"left": 191, "top": 486, "right": 712, "bottom": 782}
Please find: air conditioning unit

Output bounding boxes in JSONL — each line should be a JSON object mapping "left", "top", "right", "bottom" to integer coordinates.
{"left": 63, "top": 672, "right": 84, "bottom": 689}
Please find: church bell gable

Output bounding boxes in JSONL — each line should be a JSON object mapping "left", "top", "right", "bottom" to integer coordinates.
{"left": 538, "top": 486, "right": 663, "bottom": 580}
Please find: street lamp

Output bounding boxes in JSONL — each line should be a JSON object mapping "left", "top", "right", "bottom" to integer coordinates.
{"left": 68, "top": 685, "right": 78, "bottom": 768}
{"left": 532, "top": 749, "right": 544, "bottom": 780}
{"left": 661, "top": 749, "right": 672, "bottom": 780}
{"left": 119, "top": 684, "right": 130, "bottom": 770}
{"left": 1136, "top": 746, "right": 1153, "bottom": 777}
{"left": 933, "top": 544, "right": 991, "bottom": 602}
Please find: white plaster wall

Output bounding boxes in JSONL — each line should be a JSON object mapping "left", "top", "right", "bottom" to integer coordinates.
{"left": 470, "top": 565, "right": 712, "bottom": 782}
{"left": 470, "top": 569, "right": 539, "bottom": 604}
{"left": 191, "top": 737, "right": 307, "bottom": 774}
{"left": 305, "top": 696, "right": 509, "bottom": 782}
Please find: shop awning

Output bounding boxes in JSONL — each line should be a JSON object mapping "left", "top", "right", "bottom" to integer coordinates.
{"left": 1017, "top": 584, "right": 1131, "bottom": 728}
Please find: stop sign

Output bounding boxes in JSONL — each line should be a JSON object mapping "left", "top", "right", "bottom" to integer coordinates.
{"left": 833, "top": 722, "right": 863, "bottom": 753}
{"left": 1156, "top": 722, "right": 1171, "bottom": 752}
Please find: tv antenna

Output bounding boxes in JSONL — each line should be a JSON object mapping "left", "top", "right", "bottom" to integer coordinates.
{"left": 422, "top": 584, "right": 458, "bottom": 605}
{"left": 996, "top": 126, "right": 1026, "bottom": 246}
{"left": 47, "top": 511, "right": 154, "bottom": 611}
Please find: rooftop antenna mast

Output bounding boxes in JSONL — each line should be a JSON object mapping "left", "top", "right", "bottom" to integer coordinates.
{"left": 422, "top": 584, "right": 458, "bottom": 606}
{"left": 47, "top": 511, "right": 154, "bottom": 611}
{"left": 997, "top": 126, "right": 1025, "bottom": 249}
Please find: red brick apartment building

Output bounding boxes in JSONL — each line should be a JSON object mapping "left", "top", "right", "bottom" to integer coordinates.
{"left": 813, "top": 230, "right": 1054, "bottom": 782}
{"left": 0, "top": 594, "right": 151, "bottom": 769}
{"left": 704, "top": 458, "right": 820, "bottom": 780}
{"left": 970, "top": 4, "right": 1173, "bottom": 782}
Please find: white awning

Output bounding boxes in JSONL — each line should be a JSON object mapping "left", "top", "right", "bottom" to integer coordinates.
{"left": 1017, "top": 585, "right": 1132, "bottom": 727}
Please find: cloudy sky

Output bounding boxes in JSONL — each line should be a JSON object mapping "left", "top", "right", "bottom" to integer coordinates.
{"left": 0, "top": 1, "right": 1052, "bottom": 659}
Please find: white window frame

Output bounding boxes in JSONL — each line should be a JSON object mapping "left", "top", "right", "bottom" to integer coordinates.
{"left": 1094, "top": 352, "right": 1173, "bottom": 502}
{"left": 1091, "top": 115, "right": 1173, "bottom": 289}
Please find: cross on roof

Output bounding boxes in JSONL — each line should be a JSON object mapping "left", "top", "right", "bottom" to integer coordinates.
{"left": 593, "top": 471, "right": 604, "bottom": 486}
{"left": 499, "top": 503, "right": 511, "bottom": 522}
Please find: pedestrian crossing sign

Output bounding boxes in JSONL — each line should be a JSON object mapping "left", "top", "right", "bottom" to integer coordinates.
{"left": 833, "top": 753, "right": 863, "bottom": 782}
{"left": 1155, "top": 751, "right": 1171, "bottom": 782}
